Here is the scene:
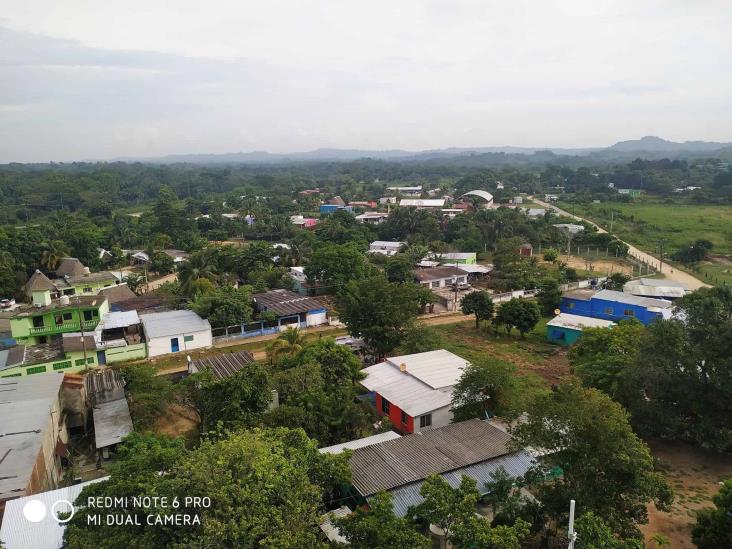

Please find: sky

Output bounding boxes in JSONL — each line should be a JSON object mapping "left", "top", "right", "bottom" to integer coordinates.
{"left": 1, "top": 0, "right": 731, "bottom": 163}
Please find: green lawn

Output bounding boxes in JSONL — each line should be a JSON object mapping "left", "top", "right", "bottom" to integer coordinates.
{"left": 559, "top": 200, "right": 732, "bottom": 256}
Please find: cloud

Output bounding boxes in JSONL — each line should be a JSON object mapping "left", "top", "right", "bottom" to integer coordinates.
{"left": 0, "top": 1, "right": 731, "bottom": 162}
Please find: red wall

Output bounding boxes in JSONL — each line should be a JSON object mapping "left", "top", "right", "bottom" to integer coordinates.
{"left": 375, "top": 393, "right": 413, "bottom": 434}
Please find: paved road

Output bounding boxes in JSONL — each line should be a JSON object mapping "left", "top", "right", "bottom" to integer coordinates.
{"left": 531, "top": 197, "right": 708, "bottom": 290}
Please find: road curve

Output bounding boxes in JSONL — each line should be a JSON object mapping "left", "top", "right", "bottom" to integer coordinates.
{"left": 530, "top": 197, "right": 708, "bottom": 290}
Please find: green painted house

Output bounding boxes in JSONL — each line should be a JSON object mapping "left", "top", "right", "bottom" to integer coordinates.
{"left": 435, "top": 252, "right": 477, "bottom": 265}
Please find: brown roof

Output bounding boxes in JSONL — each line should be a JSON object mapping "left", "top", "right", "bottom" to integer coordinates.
{"left": 62, "top": 333, "right": 97, "bottom": 352}
{"left": 253, "top": 289, "right": 326, "bottom": 316}
{"left": 25, "top": 270, "right": 56, "bottom": 292}
{"left": 54, "top": 271, "right": 118, "bottom": 288}
{"left": 190, "top": 350, "right": 255, "bottom": 380}
{"left": 113, "top": 294, "right": 166, "bottom": 312}
{"left": 56, "top": 258, "right": 87, "bottom": 277}
{"left": 13, "top": 295, "right": 106, "bottom": 317}
{"left": 329, "top": 196, "right": 346, "bottom": 206}
{"left": 85, "top": 369, "right": 125, "bottom": 405}
{"left": 414, "top": 266, "right": 465, "bottom": 282}
{"left": 98, "top": 284, "right": 136, "bottom": 303}
{"left": 349, "top": 419, "right": 513, "bottom": 496}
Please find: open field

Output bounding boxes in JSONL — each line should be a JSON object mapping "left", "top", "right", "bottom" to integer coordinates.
{"left": 642, "top": 441, "right": 732, "bottom": 548}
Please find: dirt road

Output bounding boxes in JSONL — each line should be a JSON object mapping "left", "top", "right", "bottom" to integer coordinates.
{"left": 531, "top": 197, "right": 708, "bottom": 290}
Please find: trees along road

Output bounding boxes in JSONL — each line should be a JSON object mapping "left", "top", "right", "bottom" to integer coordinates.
{"left": 530, "top": 197, "right": 708, "bottom": 290}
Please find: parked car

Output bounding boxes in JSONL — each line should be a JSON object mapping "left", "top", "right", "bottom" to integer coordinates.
{"left": 451, "top": 282, "right": 471, "bottom": 291}
{"left": 0, "top": 298, "right": 16, "bottom": 309}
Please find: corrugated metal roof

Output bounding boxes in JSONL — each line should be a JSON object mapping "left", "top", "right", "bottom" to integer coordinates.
{"left": 61, "top": 333, "right": 97, "bottom": 353}
{"left": 319, "top": 431, "right": 402, "bottom": 454}
{"left": 319, "top": 506, "right": 351, "bottom": 543}
{"left": 139, "top": 310, "right": 211, "bottom": 339}
{"left": 190, "top": 350, "right": 255, "bottom": 380}
{"left": 547, "top": 313, "right": 615, "bottom": 330}
{"left": 84, "top": 369, "right": 125, "bottom": 405}
{"left": 98, "top": 310, "right": 140, "bottom": 330}
{"left": 98, "top": 284, "right": 136, "bottom": 304}
{"left": 252, "top": 289, "right": 325, "bottom": 316}
{"left": 414, "top": 267, "right": 465, "bottom": 282}
{"left": 93, "top": 398, "right": 133, "bottom": 449}
{"left": 349, "top": 420, "right": 514, "bottom": 497}
{"left": 462, "top": 190, "right": 494, "bottom": 203}
{"left": 370, "top": 241, "right": 406, "bottom": 249}
{"left": 0, "top": 346, "right": 25, "bottom": 372}
{"left": 399, "top": 199, "right": 445, "bottom": 207}
{"left": 438, "top": 252, "right": 476, "bottom": 261}
{"left": 386, "top": 350, "right": 468, "bottom": 389}
{"left": 0, "top": 476, "right": 109, "bottom": 549}
{"left": 623, "top": 278, "right": 689, "bottom": 299}
{"left": 593, "top": 289, "right": 672, "bottom": 309}
{"left": 0, "top": 376, "right": 64, "bottom": 500}
{"left": 380, "top": 451, "right": 535, "bottom": 517}
{"left": 442, "top": 263, "right": 493, "bottom": 274}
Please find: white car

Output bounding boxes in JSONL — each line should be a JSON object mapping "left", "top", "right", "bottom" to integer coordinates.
{"left": 0, "top": 298, "right": 16, "bottom": 309}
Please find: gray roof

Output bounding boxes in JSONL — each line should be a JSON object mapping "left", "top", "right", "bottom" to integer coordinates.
{"left": 592, "top": 289, "right": 672, "bottom": 309}
{"left": 93, "top": 398, "right": 133, "bottom": 449}
{"left": 55, "top": 257, "right": 86, "bottom": 277}
{"left": 61, "top": 333, "right": 97, "bottom": 353}
{"left": 139, "top": 309, "right": 211, "bottom": 339}
{"left": 12, "top": 295, "right": 106, "bottom": 317}
{"left": 414, "top": 266, "right": 465, "bottom": 282}
{"left": 252, "top": 289, "right": 325, "bottom": 316}
{"left": 349, "top": 419, "right": 513, "bottom": 497}
{"left": 98, "top": 284, "right": 137, "bottom": 303}
{"left": 462, "top": 190, "right": 494, "bottom": 203}
{"left": 24, "top": 270, "right": 55, "bottom": 292}
{"left": 0, "top": 346, "right": 25, "bottom": 372}
{"left": 190, "top": 350, "right": 255, "bottom": 380}
{"left": 0, "top": 476, "right": 109, "bottom": 549}
{"left": 85, "top": 369, "right": 126, "bottom": 405}
{"left": 623, "top": 278, "right": 689, "bottom": 299}
{"left": 0, "top": 375, "right": 64, "bottom": 501}
{"left": 53, "top": 271, "right": 118, "bottom": 288}
{"left": 319, "top": 431, "right": 402, "bottom": 454}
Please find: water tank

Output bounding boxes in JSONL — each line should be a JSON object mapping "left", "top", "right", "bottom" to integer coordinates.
{"left": 59, "top": 295, "right": 70, "bottom": 306}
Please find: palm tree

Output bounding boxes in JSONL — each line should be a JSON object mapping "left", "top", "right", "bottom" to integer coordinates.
{"left": 178, "top": 249, "right": 218, "bottom": 295}
{"left": 40, "top": 240, "right": 70, "bottom": 271}
{"left": 266, "top": 327, "right": 305, "bottom": 364}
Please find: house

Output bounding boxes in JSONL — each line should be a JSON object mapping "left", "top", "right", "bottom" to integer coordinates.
{"left": 348, "top": 200, "right": 377, "bottom": 209}
{"left": 433, "top": 252, "right": 477, "bottom": 265}
{"left": 524, "top": 208, "right": 547, "bottom": 218}
{"left": 98, "top": 284, "right": 137, "bottom": 310}
{"left": 442, "top": 263, "right": 493, "bottom": 280}
{"left": 355, "top": 211, "right": 389, "bottom": 225}
{"left": 544, "top": 194, "right": 559, "bottom": 202}
{"left": 623, "top": 278, "right": 689, "bottom": 300}
{"left": 378, "top": 196, "right": 398, "bottom": 205}
{"left": 289, "top": 266, "right": 327, "bottom": 296}
{"left": 560, "top": 289, "right": 673, "bottom": 325}
{"left": 399, "top": 198, "right": 445, "bottom": 209}
{"left": 93, "top": 310, "right": 147, "bottom": 364}
{"left": 0, "top": 375, "right": 68, "bottom": 514}
{"left": 387, "top": 185, "right": 422, "bottom": 196}
{"left": 87, "top": 369, "right": 133, "bottom": 458}
{"left": 252, "top": 289, "right": 328, "bottom": 329}
{"left": 319, "top": 204, "right": 353, "bottom": 214}
{"left": 328, "top": 195, "right": 347, "bottom": 207}
{"left": 290, "top": 215, "right": 318, "bottom": 228}
{"left": 345, "top": 419, "right": 535, "bottom": 516}
{"left": 360, "top": 349, "right": 470, "bottom": 433}
{"left": 546, "top": 313, "right": 615, "bottom": 346}
{"left": 140, "top": 309, "right": 212, "bottom": 357}
{"left": 0, "top": 476, "right": 109, "bottom": 549}
{"left": 414, "top": 266, "right": 468, "bottom": 289}
{"left": 188, "top": 350, "right": 255, "bottom": 379}
{"left": 519, "top": 243, "right": 533, "bottom": 257}
{"left": 369, "top": 241, "right": 405, "bottom": 256}
{"left": 298, "top": 188, "right": 320, "bottom": 196}
{"left": 162, "top": 249, "right": 189, "bottom": 263}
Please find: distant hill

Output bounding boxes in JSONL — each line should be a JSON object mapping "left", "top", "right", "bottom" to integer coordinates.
{"left": 109, "top": 136, "right": 732, "bottom": 165}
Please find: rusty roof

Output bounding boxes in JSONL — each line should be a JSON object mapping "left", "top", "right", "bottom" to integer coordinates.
{"left": 190, "top": 350, "right": 255, "bottom": 380}
{"left": 349, "top": 419, "right": 513, "bottom": 497}
{"left": 98, "top": 284, "right": 136, "bottom": 303}
{"left": 252, "top": 289, "right": 326, "bottom": 316}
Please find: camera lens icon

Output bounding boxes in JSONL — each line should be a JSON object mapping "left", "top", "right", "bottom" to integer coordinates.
{"left": 22, "top": 499, "right": 75, "bottom": 524}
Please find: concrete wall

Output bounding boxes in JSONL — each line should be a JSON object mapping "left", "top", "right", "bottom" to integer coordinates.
{"left": 104, "top": 342, "right": 147, "bottom": 364}
{"left": 147, "top": 328, "right": 213, "bottom": 357}
{"left": 412, "top": 404, "right": 452, "bottom": 433}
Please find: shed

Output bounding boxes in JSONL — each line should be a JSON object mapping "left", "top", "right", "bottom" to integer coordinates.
{"left": 252, "top": 289, "right": 328, "bottom": 328}
{"left": 623, "top": 278, "right": 689, "bottom": 300}
{"left": 546, "top": 313, "right": 615, "bottom": 346}
{"left": 189, "top": 350, "right": 255, "bottom": 380}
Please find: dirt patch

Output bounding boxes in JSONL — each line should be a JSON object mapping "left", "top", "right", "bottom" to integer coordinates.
{"left": 154, "top": 403, "right": 200, "bottom": 442}
{"left": 563, "top": 256, "right": 633, "bottom": 275}
{"left": 642, "top": 440, "right": 732, "bottom": 548}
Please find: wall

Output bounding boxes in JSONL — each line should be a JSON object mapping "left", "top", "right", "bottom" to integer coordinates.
{"left": 546, "top": 326, "right": 582, "bottom": 346}
{"left": 147, "top": 329, "right": 213, "bottom": 357}
{"left": 589, "top": 298, "right": 660, "bottom": 325}
{"left": 104, "top": 342, "right": 147, "bottom": 364}
{"left": 11, "top": 301, "right": 108, "bottom": 343}
{"left": 0, "top": 350, "right": 97, "bottom": 378}
{"left": 412, "top": 404, "right": 452, "bottom": 433}
{"left": 306, "top": 308, "right": 327, "bottom": 327}
{"left": 375, "top": 393, "right": 414, "bottom": 434}
{"left": 560, "top": 297, "right": 593, "bottom": 316}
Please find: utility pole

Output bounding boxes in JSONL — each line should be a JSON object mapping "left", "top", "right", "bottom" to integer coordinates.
{"left": 567, "top": 499, "right": 577, "bottom": 549}
{"left": 658, "top": 238, "right": 667, "bottom": 273}
{"left": 609, "top": 211, "right": 614, "bottom": 233}
{"left": 77, "top": 297, "right": 92, "bottom": 372}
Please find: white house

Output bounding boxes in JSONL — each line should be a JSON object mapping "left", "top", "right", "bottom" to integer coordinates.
{"left": 360, "top": 349, "right": 469, "bottom": 433}
{"left": 139, "top": 310, "right": 213, "bottom": 357}
{"left": 414, "top": 266, "right": 468, "bottom": 288}
{"left": 369, "top": 241, "right": 406, "bottom": 256}
{"left": 387, "top": 185, "right": 422, "bottom": 196}
{"left": 355, "top": 212, "right": 389, "bottom": 225}
{"left": 399, "top": 198, "right": 445, "bottom": 209}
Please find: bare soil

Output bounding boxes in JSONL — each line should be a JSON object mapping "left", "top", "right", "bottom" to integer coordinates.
{"left": 642, "top": 440, "right": 732, "bottom": 548}
{"left": 154, "top": 403, "right": 200, "bottom": 442}
{"left": 563, "top": 256, "right": 634, "bottom": 275}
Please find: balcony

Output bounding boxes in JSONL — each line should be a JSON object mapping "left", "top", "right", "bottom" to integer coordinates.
{"left": 29, "top": 319, "right": 99, "bottom": 336}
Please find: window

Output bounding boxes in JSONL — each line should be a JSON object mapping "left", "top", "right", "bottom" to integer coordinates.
{"left": 401, "top": 411, "right": 408, "bottom": 425}
{"left": 83, "top": 310, "right": 93, "bottom": 321}
{"left": 83, "top": 286, "right": 92, "bottom": 293}
{"left": 623, "top": 309, "right": 635, "bottom": 317}
{"left": 604, "top": 307, "right": 614, "bottom": 315}
{"left": 63, "top": 312, "right": 73, "bottom": 321}
{"left": 75, "top": 358, "right": 86, "bottom": 366}
{"left": 184, "top": 335, "right": 194, "bottom": 342}
{"left": 431, "top": 281, "right": 440, "bottom": 288}
{"left": 381, "top": 397, "right": 390, "bottom": 415}
{"left": 55, "top": 315, "right": 63, "bottom": 326}
{"left": 32, "top": 316, "right": 44, "bottom": 328}
{"left": 54, "top": 361, "right": 72, "bottom": 370}
{"left": 420, "top": 414, "right": 432, "bottom": 428}
{"left": 87, "top": 357, "right": 94, "bottom": 364}
{"left": 26, "top": 365, "right": 47, "bottom": 375}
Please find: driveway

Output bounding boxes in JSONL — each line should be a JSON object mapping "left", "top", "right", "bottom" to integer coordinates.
{"left": 531, "top": 197, "right": 708, "bottom": 290}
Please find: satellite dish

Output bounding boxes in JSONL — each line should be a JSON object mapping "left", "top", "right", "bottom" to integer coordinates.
{"left": 554, "top": 309, "right": 561, "bottom": 315}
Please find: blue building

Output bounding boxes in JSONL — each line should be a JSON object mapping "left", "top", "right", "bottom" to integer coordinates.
{"left": 560, "top": 289, "right": 672, "bottom": 326}
{"left": 319, "top": 204, "right": 354, "bottom": 214}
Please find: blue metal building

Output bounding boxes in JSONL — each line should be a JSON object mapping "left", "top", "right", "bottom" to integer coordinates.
{"left": 560, "top": 289, "right": 672, "bottom": 325}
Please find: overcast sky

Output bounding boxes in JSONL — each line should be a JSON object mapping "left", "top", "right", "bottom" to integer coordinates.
{"left": 1, "top": 0, "right": 731, "bottom": 163}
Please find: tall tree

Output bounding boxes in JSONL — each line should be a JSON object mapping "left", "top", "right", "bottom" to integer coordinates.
{"left": 460, "top": 290, "right": 495, "bottom": 328}
{"left": 304, "top": 242, "right": 370, "bottom": 291}
{"left": 692, "top": 478, "right": 732, "bottom": 549}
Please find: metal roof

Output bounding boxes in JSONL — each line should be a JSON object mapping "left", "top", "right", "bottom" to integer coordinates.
{"left": 381, "top": 451, "right": 535, "bottom": 517}
{"left": 98, "top": 310, "right": 140, "bottom": 330}
{"left": 0, "top": 346, "right": 25, "bottom": 372}
{"left": 442, "top": 263, "right": 493, "bottom": 274}
{"left": 633, "top": 278, "right": 689, "bottom": 289}
{"left": 93, "top": 398, "right": 133, "bottom": 449}
{"left": 98, "top": 284, "right": 136, "bottom": 304}
{"left": 623, "top": 278, "right": 689, "bottom": 299}
{"left": 592, "top": 289, "right": 672, "bottom": 309}
{"left": 319, "top": 431, "right": 402, "bottom": 454}
{"left": 437, "top": 252, "right": 476, "bottom": 261}
{"left": 85, "top": 369, "right": 126, "bottom": 405}
{"left": 370, "top": 241, "right": 406, "bottom": 249}
{"left": 462, "top": 190, "right": 494, "bottom": 203}
{"left": 387, "top": 186, "right": 422, "bottom": 191}
{"left": 399, "top": 199, "right": 445, "bottom": 207}
{"left": 562, "top": 289, "right": 595, "bottom": 301}
{"left": 252, "top": 289, "right": 325, "bottom": 316}
{"left": 349, "top": 419, "right": 513, "bottom": 497}
{"left": 0, "top": 476, "right": 109, "bottom": 549}
{"left": 386, "top": 350, "right": 468, "bottom": 389}
{"left": 190, "top": 350, "right": 255, "bottom": 380}
{"left": 12, "top": 295, "right": 106, "bottom": 317}
{"left": 414, "top": 266, "right": 465, "bottom": 282}
{"left": 139, "top": 309, "right": 211, "bottom": 339}
{"left": 0, "top": 375, "right": 64, "bottom": 500}
{"left": 547, "top": 313, "right": 615, "bottom": 330}
{"left": 61, "top": 333, "right": 97, "bottom": 352}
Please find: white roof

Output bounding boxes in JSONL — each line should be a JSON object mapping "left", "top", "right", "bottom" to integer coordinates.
{"left": 592, "top": 289, "right": 673, "bottom": 309}
{"left": 623, "top": 278, "right": 689, "bottom": 299}
{"left": 386, "top": 350, "right": 469, "bottom": 388}
{"left": 319, "top": 431, "right": 402, "bottom": 454}
{"left": 93, "top": 398, "right": 133, "bottom": 449}
{"left": 356, "top": 212, "right": 388, "bottom": 219}
{"left": 98, "top": 310, "right": 140, "bottom": 330}
{"left": 443, "top": 263, "right": 493, "bottom": 274}
{"left": 399, "top": 199, "right": 445, "bottom": 207}
{"left": 438, "top": 252, "right": 476, "bottom": 260}
{"left": 462, "top": 190, "right": 494, "bottom": 203}
{"left": 0, "top": 476, "right": 109, "bottom": 549}
{"left": 139, "top": 309, "right": 211, "bottom": 339}
{"left": 553, "top": 223, "right": 585, "bottom": 234}
{"left": 370, "top": 241, "right": 405, "bottom": 249}
{"left": 387, "top": 186, "right": 422, "bottom": 191}
{"left": 547, "top": 313, "right": 615, "bottom": 330}
{"left": 525, "top": 208, "right": 547, "bottom": 217}
{"left": 319, "top": 506, "right": 351, "bottom": 543}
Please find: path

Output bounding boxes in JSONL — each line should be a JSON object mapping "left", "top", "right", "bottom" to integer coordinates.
{"left": 531, "top": 197, "right": 708, "bottom": 290}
